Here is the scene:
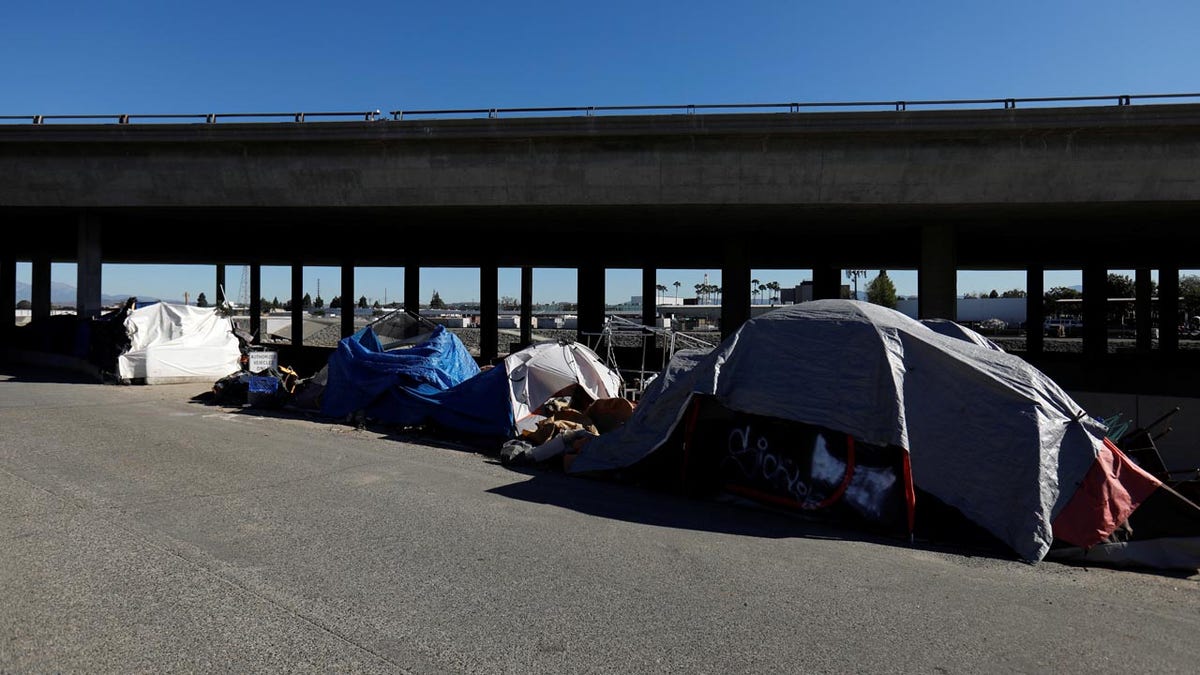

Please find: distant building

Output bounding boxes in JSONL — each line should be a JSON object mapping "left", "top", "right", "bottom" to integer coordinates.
{"left": 779, "top": 281, "right": 850, "bottom": 304}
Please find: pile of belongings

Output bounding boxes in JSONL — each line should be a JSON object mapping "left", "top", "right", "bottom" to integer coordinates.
{"left": 500, "top": 396, "right": 636, "bottom": 466}
{"left": 210, "top": 364, "right": 299, "bottom": 408}
{"left": 567, "top": 299, "right": 1200, "bottom": 572}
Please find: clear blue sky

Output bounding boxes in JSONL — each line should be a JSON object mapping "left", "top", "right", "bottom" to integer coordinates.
{"left": 7, "top": 1, "right": 1200, "bottom": 304}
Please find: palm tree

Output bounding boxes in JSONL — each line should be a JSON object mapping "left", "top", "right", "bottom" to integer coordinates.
{"left": 757, "top": 283, "right": 767, "bottom": 304}
{"left": 656, "top": 283, "right": 668, "bottom": 302}
{"left": 751, "top": 278, "right": 760, "bottom": 305}
{"left": 767, "top": 281, "right": 781, "bottom": 304}
{"left": 694, "top": 282, "right": 705, "bottom": 303}
{"left": 673, "top": 281, "right": 680, "bottom": 301}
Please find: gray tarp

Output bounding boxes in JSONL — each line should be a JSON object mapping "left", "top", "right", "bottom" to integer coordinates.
{"left": 569, "top": 300, "right": 1109, "bottom": 562}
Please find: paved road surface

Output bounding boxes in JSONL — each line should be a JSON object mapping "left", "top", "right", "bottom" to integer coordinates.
{"left": 1, "top": 365, "right": 1198, "bottom": 673}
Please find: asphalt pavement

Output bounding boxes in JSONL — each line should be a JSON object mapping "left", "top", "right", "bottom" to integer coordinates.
{"left": 2, "top": 364, "right": 1198, "bottom": 674}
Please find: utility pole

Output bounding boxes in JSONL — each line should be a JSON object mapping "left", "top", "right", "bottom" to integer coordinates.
{"left": 846, "top": 269, "right": 868, "bottom": 300}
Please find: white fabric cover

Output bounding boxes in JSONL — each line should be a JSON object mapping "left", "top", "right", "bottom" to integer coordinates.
{"left": 919, "top": 318, "right": 1005, "bottom": 352}
{"left": 117, "top": 303, "right": 242, "bottom": 383}
{"left": 569, "top": 300, "right": 1109, "bottom": 563}
{"left": 503, "top": 341, "right": 623, "bottom": 429}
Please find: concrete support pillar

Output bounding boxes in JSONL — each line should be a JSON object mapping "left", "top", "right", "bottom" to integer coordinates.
{"left": 479, "top": 264, "right": 498, "bottom": 362}
{"left": 215, "top": 265, "right": 226, "bottom": 306}
{"left": 577, "top": 264, "right": 605, "bottom": 342}
{"left": 76, "top": 213, "right": 102, "bottom": 319}
{"left": 404, "top": 265, "right": 420, "bottom": 317}
{"left": 291, "top": 264, "right": 304, "bottom": 347}
{"left": 721, "top": 243, "right": 750, "bottom": 340}
{"left": 812, "top": 265, "right": 841, "bottom": 300}
{"left": 1159, "top": 267, "right": 1179, "bottom": 352}
{"left": 32, "top": 256, "right": 51, "bottom": 323}
{"left": 341, "top": 262, "right": 355, "bottom": 338}
{"left": 249, "top": 265, "right": 262, "bottom": 345}
{"left": 642, "top": 267, "right": 657, "bottom": 327}
{"left": 918, "top": 224, "right": 956, "bottom": 320}
{"left": 1025, "top": 266, "right": 1044, "bottom": 355}
{"left": 1136, "top": 268, "right": 1153, "bottom": 352}
{"left": 1082, "top": 264, "right": 1108, "bottom": 358}
{"left": 520, "top": 266, "right": 533, "bottom": 350}
{"left": 1, "top": 253, "right": 14, "bottom": 345}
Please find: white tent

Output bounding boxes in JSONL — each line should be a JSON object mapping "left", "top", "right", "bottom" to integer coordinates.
{"left": 504, "top": 341, "right": 624, "bottom": 432}
{"left": 117, "top": 302, "right": 242, "bottom": 384}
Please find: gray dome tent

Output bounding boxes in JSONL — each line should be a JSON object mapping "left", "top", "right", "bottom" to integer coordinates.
{"left": 569, "top": 300, "right": 1179, "bottom": 565}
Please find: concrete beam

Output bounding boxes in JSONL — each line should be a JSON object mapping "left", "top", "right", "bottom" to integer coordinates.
{"left": 1, "top": 253, "right": 14, "bottom": 344}
{"left": 76, "top": 213, "right": 102, "bottom": 319}
{"left": 291, "top": 265, "right": 303, "bottom": 347}
{"left": 341, "top": 263, "right": 354, "bottom": 339}
{"left": 404, "top": 265, "right": 420, "bottom": 316}
{"left": 918, "top": 225, "right": 956, "bottom": 320}
{"left": 721, "top": 244, "right": 750, "bottom": 340}
{"left": 32, "top": 256, "right": 50, "bottom": 323}
{"left": 1082, "top": 265, "right": 1108, "bottom": 358}
{"left": 215, "top": 264, "right": 226, "bottom": 306}
{"left": 520, "top": 266, "right": 532, "bottom": 350}
{"left": 812, "top": 266, "right": 842, "bottom": 300}
{"left": 1159, "top": 267, "right": 1180, "bottom": 352}
{"left": 642, "top": 267, "right": 657, "bottom": 328}
{"left": 577, "top": 265, "right": 605, "bottom": 341}
{"left": 479, "top": 265, "right": 498, "bottom": 362}
{"left": 249, "top": 265, "right": 261, "bottom": 345}
{"left": 1025, "top": 266, "right": 1044, "bottom": 355}
{"left": 1136, "top": 268, "right": 1153, "bottom": 352}
{"left": 9, "top": 105, "right": 1200, "bottom": 210}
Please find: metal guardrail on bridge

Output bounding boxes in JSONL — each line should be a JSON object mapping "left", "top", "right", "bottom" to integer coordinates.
{"left": 5, "top": 92, "right": 1200, "bottom": 125}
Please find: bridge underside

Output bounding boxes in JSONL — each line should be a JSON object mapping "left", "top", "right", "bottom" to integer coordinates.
{"left": 8, "top": 201, "right": 1199, "bottom": 267}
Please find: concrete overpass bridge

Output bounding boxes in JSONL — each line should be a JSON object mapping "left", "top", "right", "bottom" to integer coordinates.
{"left": 4, "top": 94, "right": 1200, "bottom": 396}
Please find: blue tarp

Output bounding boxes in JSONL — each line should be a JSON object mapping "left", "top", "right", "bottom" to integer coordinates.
{"left": 320, "top": 324, "right": 516, "bottom": 439}
{"left": 321, "top": 324, "right": 480, "bottom": 418}
{"left": 370, "top": 364, "right": 516, "bottom": 439}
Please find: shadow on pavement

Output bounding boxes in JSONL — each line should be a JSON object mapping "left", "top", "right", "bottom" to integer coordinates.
{"left": 0, "top": 362, "right": 105, "bottom": 384}
{"left": 485, "top": 464, "right": 1021, "bottom": 565}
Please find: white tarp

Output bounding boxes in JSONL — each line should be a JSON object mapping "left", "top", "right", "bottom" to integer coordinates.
{"left": 117, "top": 302, "right": 242, "bottom": 383}
{"left": 504, "top": 341, "right": 624, "bottom": 431}
{"left": 919, "top": 318, "right": 1005, "bottom": 352}
{"left": 569, "top": 299, "right": 1109, "bottom": 563}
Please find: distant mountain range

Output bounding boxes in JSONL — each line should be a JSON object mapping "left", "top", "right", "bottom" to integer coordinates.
{"left": 15, "top": 281, "right": 167, "bottom": 305}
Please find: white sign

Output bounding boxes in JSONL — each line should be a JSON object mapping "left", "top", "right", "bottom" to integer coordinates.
{"left": 248, "top": 351, "right": 278, "bottom": 372}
